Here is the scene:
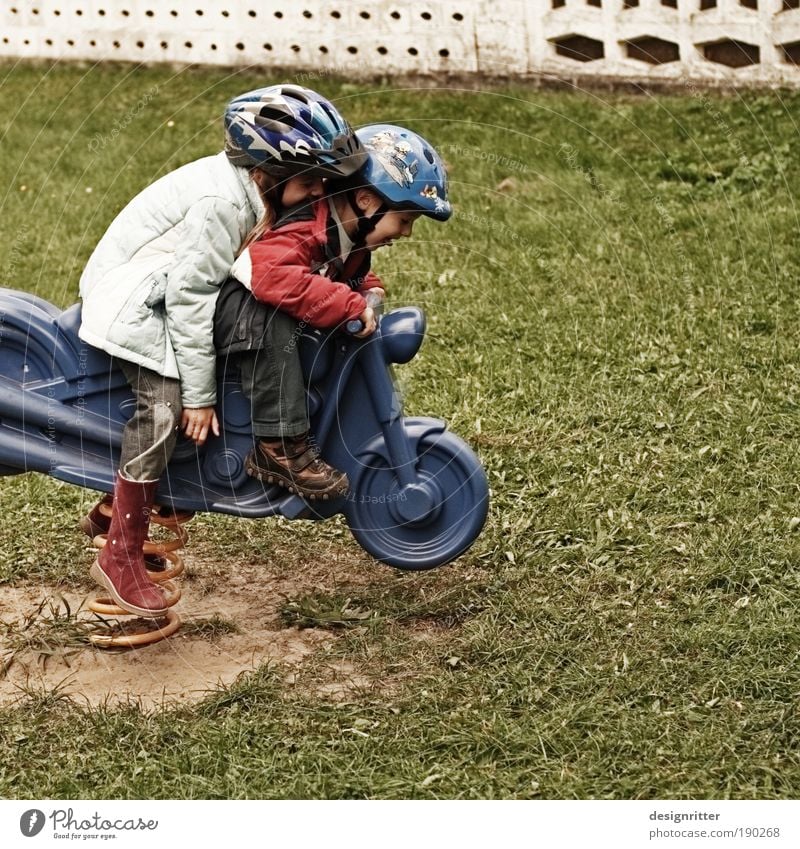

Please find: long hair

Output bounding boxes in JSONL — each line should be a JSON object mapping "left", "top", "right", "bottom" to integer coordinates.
{"left": 238, "top": 169, "right": 280, "bottom": 255}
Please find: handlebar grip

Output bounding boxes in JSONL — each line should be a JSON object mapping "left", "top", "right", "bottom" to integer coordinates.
{"left": 346, "top": 290, "right": 385, "bottom": 334}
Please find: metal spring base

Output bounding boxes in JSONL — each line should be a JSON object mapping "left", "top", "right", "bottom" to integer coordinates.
{"left": 88, "top": 507, "right": 192, "bottom": 649}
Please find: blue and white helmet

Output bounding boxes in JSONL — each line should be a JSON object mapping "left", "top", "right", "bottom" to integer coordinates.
{"left": 224, "top": 84, "right": 366, "bottom": 178}
{"left": 355, "top": 124, "right": 452, "bottom": 221}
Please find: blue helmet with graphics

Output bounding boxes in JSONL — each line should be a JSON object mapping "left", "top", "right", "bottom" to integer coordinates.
{"left": 224, "top": 84, "right": 366, "bottom": 178}
{"left": 355, "top": 124, "right": 452, "bottom": 221}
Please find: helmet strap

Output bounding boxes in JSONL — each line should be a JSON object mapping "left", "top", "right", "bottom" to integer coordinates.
{"left": 346, "top": 189, "right": 389, "bottom": 245}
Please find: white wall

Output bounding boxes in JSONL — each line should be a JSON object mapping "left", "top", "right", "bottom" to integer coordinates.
{"left": 1, "top": 0, "right": 799, "bottom": 86}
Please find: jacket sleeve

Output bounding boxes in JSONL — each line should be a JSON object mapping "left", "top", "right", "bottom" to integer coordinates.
{"left": 165, "top": 197, "right": 242, "bottom": 408}
{"left": 237, "top": 228, "right": 367, "bottom": 328}
{"left": 358, "top": 269, "right": 384, "bottom": 293}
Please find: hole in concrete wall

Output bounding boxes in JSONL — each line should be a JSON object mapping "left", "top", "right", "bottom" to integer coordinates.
{"left": 99, "top": 8, "right": 106, "bottom": 15}
{"left": 587, "top": 0, "right": 602, "bottom": 7}
{"left": 113, "top": 40, "right": 120, "bottom": 47}
{"left": 222, "top": 10, "right": 229, "bottom": 16}
{"left": 623, "top": 0, "right": 639, "bottom": 8}
{"left": 145, "top": 9, "right": 154, "bottom": 16}
{"left": 76, "top": 8, "right": 83, "bottom": 15}
{"left": 248, "top": 9, "right": 256, "bottom": 17}
{"left": 739, "top": 0, "right": 757, "bottom": 8}
{"left": 291, "top": 44, "right": 301, "bottom": 52}
{"left": 160, "top": 40, "right": 167, "bottom": 48}
{"left": 700, "top": 39, "right": 759, "bottom": 66}
{"left": 45, "top": 38, "right": 52, "bottom": 45}
{"left": 360, "top": 11, "right": 370, "bottom": 18}
{"left": 377, "top": 45, "right": 388, "bottom": 54}
{"left": 136, "top": 40, "right": 144, "bottom": 47}
{"left": 782, "top": 0, "right": 799, "bottom": 8}
{"left": 347, "top": 46, "right": 358, "bottom": 53}
{"left": 440, "top": 48, "right": 450, "bottom": 57}
{"left": 780, "top": 41, "right": 800, "bottom": 62}
{"left": 331, "top": 10, "right": 341, "bottom": 17}
{"left": 552, "top": 34, "right": 605, "bottom": 62}
{"left": 661, "top": 0, "right": 677, "bottom": 7}
{"left": 210, "top": 43, "right": 217, "bottom": 50}
{"left": 391, "top": 11, "right": 402, "bottom": 19}
{"left": 236, "top": 42, "right": 244, "bottom": 50}
{"left": 453, "top": 12, "right": 464, "bottom": 20}
{"left": 67, "top": 39, "right": 74, "bottom": 45}
{"left": 421, "top": 11, "right": 432, "bottom": 18}
{"left": 263, "top": 43, "right": 272, "bottom": 50}
{"left": 122, "top": 9, "right": 129, "bottom": 15}
{"left": 624, "top": 36, "right": 680, "bottom": 63}
{"left": 408, "top": 46, "right": 419, "bottom": 55}
{"left": 170, "top": 10, "right": 178, "bottom": 16}
{"left": 699, "top": 0, "right": 716, "bottom": 8}
{"left": 195, "top": 8, "right": 203, "bottom": 14}
{"left": 275, "top": 11, "right": 283, "bottom": 18}
{"left": 319, "top": 45, "right": 328, "bottom": 53}
{"left": 303, "top": 10, "right": 313, "bottom": 17}
{"left": 184, "top": 40, "right": 192, "bottom": 48}
{"left": 552, "top": 0, "right": 566, "bottom": 7}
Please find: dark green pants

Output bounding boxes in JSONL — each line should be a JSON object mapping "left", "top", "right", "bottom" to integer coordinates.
{"left": 235, "top": 309, "right": 309, "bottom": 439}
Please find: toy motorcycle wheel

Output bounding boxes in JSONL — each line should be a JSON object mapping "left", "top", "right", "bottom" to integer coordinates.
{"left": 345, "top": 427, "right": 489, "bottom": 571}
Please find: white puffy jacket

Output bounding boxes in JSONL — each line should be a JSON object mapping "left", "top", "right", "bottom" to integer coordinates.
{"left": 79, "top": 152, "right": 264, "bottom": 408}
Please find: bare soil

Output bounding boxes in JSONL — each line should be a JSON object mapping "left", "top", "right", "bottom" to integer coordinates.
{"left": 0, "top": 547, "right": 389, "bottom": 711}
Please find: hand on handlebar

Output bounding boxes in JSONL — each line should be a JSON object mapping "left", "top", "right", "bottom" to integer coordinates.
{"left": 352, "top": 306, "right": 376, "bottom": 338}
{"left": 364, "top": 287, "right": 385, "bottom": 310}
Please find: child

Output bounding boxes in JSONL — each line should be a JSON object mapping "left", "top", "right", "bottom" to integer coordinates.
{"left": 79, "top": 85, "right": 366, "bottom": 617}
{"left": 214, "top": 123, "right": 451, "bottom": 499}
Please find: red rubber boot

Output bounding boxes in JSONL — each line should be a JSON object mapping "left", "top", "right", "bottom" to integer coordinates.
{"left": 89, "top": 473, "right": 168, "bottom": 618}
{"left": 80, "top": 492, "right": 167, "bottom": 570}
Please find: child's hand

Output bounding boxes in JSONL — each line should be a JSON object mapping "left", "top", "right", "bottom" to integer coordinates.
{"left": 364, "top": 287, "right": 385, "bottom": 309}
{"left": 354, "top": 307, "right": 376, "bottom": 338}
{"left": 181, "top": 406, "right": 220, "bottom": 445}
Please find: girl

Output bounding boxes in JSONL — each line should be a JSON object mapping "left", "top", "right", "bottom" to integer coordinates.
{"left": 78, "top": 85, "right": 366, "bottom": 618}
{"left": 214, "top": 124, "right": 451, "bottom": 499}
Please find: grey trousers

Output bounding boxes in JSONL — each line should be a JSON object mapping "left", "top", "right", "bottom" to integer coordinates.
{"left": 235, "top": 309, "right": 309, "bottom": 439}
{"left": 118, "top": 361, "right": 182, "bottom": 482}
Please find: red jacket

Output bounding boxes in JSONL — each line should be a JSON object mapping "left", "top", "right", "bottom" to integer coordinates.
{"left": 231, "top": 198, "right": 383, "bottom": 329}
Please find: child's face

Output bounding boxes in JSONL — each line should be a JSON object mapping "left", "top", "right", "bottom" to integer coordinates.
{"left": 281, "top": 174, "right": 325, "bottom": 207}
{"left": 364, "top": 210, "right": 421, "bottom": 251}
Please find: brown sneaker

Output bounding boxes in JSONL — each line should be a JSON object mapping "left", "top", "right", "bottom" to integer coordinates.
{"left": 245, "top": 433, "right": 349, "bottom": 499}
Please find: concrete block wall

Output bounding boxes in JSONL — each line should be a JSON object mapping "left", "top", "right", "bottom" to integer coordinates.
{"left": 1, "top": 1, "right": 799, "bottom": 86}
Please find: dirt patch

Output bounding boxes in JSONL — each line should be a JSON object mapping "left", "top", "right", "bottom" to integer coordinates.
{"left": 0, "top": 549, "right": 388, "bottom": 711}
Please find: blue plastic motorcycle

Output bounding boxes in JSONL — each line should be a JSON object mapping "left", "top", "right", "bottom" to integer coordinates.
{"left": 0, "top": 287, "right": 488, "bottom": 570}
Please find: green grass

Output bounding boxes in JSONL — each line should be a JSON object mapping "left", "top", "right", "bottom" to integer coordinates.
{"left": 2, "top": 62, "right": 800, "bottom": 798}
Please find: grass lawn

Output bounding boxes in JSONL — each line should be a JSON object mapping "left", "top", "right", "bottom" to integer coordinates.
{"left": 1, "top": 61, "right": 800, "bottom": 799}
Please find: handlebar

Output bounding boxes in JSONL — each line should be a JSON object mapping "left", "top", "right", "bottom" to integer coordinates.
{"left": 345, "top": 289, "right": 385, "bottom": 335}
